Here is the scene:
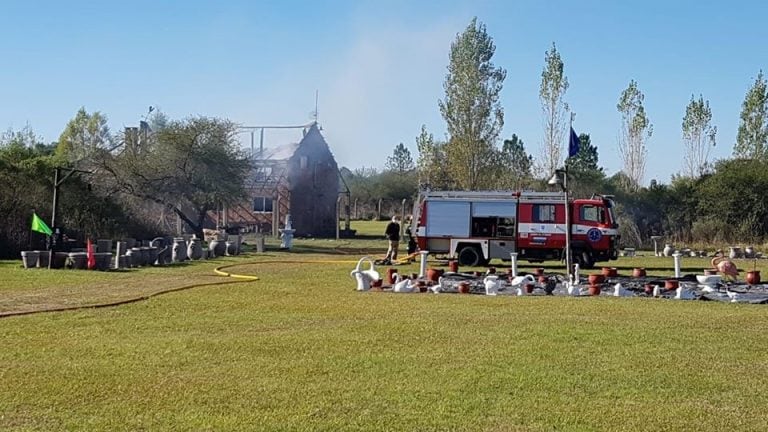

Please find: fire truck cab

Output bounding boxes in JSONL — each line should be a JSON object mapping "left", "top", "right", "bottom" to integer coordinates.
{"left": 412, "top": 190, "right": 619, "bottom": 268}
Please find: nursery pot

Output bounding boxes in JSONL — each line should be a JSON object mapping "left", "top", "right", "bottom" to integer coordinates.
{"left": 371, "top": 279, "right": 383, "bottom": 288}
{"left": 644, "top": 284, "right": 654, "bottom": 295}
{"left": 458, "top": 282, "right": 471, "bottom": 294}
{"left": 588, "top": 274, "right": 605, "bottom": 285}
{"left": 588, "top": 285, "right": 602, "bottom": 296}
{"left": 602, "top": 267, "right": 618, "bottom": 277}
{"left": 386, "top": 268, "right": 397, "bottom": 285}
{"left": 632, "top": 268, "right": 646, "bottom": 278}
{"left": 746, "top": 270, "right": 761, "bottom": 285}
{"left": 448, "top": 260, "right": 459, "bottom": 273}
{"left": 525, "top": 283, "right": 535, "bottom": 294}
{"left": 665, "top": 280, "right": 679, "bottom": 290}
{"left": 426, "top": 268, "right": 443, "bottom": 282}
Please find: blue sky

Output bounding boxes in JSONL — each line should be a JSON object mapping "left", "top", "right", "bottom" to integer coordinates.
{"left": 1, "top": 0, "right": 765, "bottom": 185}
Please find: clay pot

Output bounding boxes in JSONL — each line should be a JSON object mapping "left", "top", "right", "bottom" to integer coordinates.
{"left": 525, "top": 283, "right": 535, "bottom": 294}
{"left": 426, "top": 268, "right": 444, "bottom": 282}
{"left": 386, "top": 268, "right": 397, "bottom": 285}
{"left": 371, "top": 279, "right": 383, "bottom": 288}
{"left": 665, "top": 280, "right": 679, "bottom": 290}
{"left": 704, "top": 268, "right": 718, "bottom": 276}
{"left": 458, "top": 282, "right": 471, "bottom": 294}
{"left": 538, "top": 275, "right": 548, "bottom": 284}
{"left": 746, "top": 270, "right": 761, "bottom": 285}
{"left": 633, "top": 268, "right": 646, "bottom": 278}
{"left": 535, "top": 268, "right": 545, "bottom": 276}
{"left": 588, "top": 285, "right": 601, "bottom": 296}
{"left": 588, "top": 274, "right": 605, "bottom": 285}
{"left": 449, "top": 260, "right": 459, "bottom": 273}
{"left": 644, "top": 284, "right": 654, "bottom": 295}
{"left": 602, "top": 267, "right": 618, "bottom": 277}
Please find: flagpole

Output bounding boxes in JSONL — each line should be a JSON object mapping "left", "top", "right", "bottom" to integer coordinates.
{"left": 565, "top": 112, "right": 575, "bottom": 283}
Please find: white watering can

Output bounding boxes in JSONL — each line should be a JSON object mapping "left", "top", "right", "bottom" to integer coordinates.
{"left": 484, "top": 275, "right": 501, "bottom": 296}
{"left": 350, "top": 256, "right": 380, "bottom": 291}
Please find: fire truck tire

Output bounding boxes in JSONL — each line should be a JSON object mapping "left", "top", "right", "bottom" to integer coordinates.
{"left": 576, "top": 251, "right": 596, "bottom": 269}
{"left": 457, "top": 245, "right": 484, "bottom": 267}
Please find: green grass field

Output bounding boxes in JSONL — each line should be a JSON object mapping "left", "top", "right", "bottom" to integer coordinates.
{"left": 2, "top": 221, "right": 768, "bottom": 431}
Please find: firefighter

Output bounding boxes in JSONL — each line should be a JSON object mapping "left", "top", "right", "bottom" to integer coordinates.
{"left": 383, "top": 216, "right": 401, "bottom": 264}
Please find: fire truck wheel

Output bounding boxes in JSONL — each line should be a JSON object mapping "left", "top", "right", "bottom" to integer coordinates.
{"left": 457, "top": 246, "right": 483, "bottom": 267}
{"left": 577, "top": 251, "right": 595, "bottom": 269}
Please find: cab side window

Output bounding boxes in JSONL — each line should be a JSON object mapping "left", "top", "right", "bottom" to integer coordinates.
{"left": 580, "top": 205, "right": 605, "bottom": 223}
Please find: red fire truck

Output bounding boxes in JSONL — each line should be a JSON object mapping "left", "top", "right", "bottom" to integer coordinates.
{"left": 412, "top": 190, "right": 619, "bottom": 268}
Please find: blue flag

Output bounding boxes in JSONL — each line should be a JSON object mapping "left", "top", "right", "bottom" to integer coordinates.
{"left": 568, "top": 127, "right": 581, "bottom": 158}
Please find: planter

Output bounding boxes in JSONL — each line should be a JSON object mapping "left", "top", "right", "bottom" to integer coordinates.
{"left": 525, "top": 283, "right": 535, "bottom": 294}
{"left": 538, "top": 275, "right": 548, "bottom": 284}
{"left": 665, "top": 280, "right": 679, "bottom": 290}
{"left": 187, "top": 238, "right": 203, "bottom": 260}
{"left": 386, "top": 268, "right": 397, "bottom": 285}
{"left": 746, "top": 270, "right": 761, "bottom": 285}
{"left": 602, "top": 267, "right": 618, "bottom": 277}
{"left": 632, "top": 268, "right": 646, "bottom": 278}
{"left": 426, "top": 268, "right": 444, "bottom": 282}
{"left": 419, "top": 285, "right": 429, "bottom": 293}
{"left": 371, "top": 279, "right": 383, "bottom": 288}
{"left": 36, "top": 250, "right": 50, "bottom": 268}
{"left": 448, "top": 260, "right": 459, "bottom": 273}
{"left": 588, "top": 285, "right": 601, "bottom": 296}
{"left": 20, "top": 251, "right": 40, "bottom": 269}
{"left": 588, "top": 274, "right": 605, "bottom": 285}
{"left": 458, "top": 282, "right": 471, "bottom": 294}
{"left": 209, "top": 239, "right": 225, "bottom": 257}
{"left": 644, "top": 284, "right": 654, "bottom": 295}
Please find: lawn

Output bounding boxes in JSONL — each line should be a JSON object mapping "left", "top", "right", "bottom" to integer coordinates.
{"left": 1, "top": 222, "right": 768, "bottom": 431}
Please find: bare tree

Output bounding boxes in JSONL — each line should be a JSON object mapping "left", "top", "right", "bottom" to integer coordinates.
{"left": 538, "top": 43, "right": 569, "bottom": 178}
{"left": 682, "top": 94, "right": 717, "bottom": 177}
{"left": 617, "top": 80, "right": 652, "bottom": 190}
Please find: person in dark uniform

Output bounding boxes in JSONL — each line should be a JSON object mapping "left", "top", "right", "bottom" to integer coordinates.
{"left": 384, "top": 216, "right": 401, "bottom": 264}
{"left": 405, "top": 215, "right": 417, "bottom": 255}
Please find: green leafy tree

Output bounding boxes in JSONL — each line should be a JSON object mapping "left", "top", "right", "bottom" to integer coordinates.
{"left": 497, "top": 134, "right": 533, "bottom": 189}
{"left": 539, "top": 43, "right": 569, "bottom": 177}
{"left": 617, "top": 80, "right": 652, "bottom": 190}
{"left": 439, "top": 17, "right": 506, "bottom": 190}
{"left": 99, "top": 117, "right": 250, "bottom": 237}
{"left": 568, "top": 133, "right": 601, "bottom": 173}
{"left": 385, "top": 143, "right": 415, "bottom": 173}
{"left": 415, "top": 125, "right": 451, "bottom": 189}
{"left": 682, "top": 95, "right": 717, "bottom": 177}
{"left": 56, "top": 107, "right": 113, "bottom": 165}
{"left": 734, "top": 71, "right": 768, "bottom": 160}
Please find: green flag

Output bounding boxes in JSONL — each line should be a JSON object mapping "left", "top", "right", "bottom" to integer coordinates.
{"left": 31, "top": 213, "right": 53, "bottom": 236}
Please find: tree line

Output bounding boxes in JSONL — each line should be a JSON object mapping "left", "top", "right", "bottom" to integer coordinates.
{"left": 346, "top": 18, "right": 768, "bottom": 246}
{"left": 0, "top": 109, "right": 250, "bottom": 258}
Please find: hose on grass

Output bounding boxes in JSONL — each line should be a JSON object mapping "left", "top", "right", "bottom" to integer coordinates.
{"left": 0, "top": 254, "right": 438, "bottom": 319}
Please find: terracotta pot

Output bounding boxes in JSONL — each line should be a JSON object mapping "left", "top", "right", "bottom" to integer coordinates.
{"left": 704, "top": 269, "right": 718, "bottom": 276}
{"left": 746, "top": 270, "right": 761, "bottom": 285}
{"left": 665, "top": 280, "right": 679, "bottom": 290}
{"left": 633, "top": 268, "right": 646, "bottom": 278}
{"left": 426, "top": 268, "right": 443, "bottom": 282}
{"left": 588, "top": 285, "right": 601, "bottom": 296}
{"left": 386, "top": 268, "right": 397, "bottom": 285}
{"left": 602, "top": 267, "right": 618, "bottom": 277}
{"left": 458, "top": 282, "right": 471, "bottom": 294}
{"left": 535, "top": 267, "right": 545, "bottom": 276}
{"left": 371, "top": 279, "right": 383, "bottom": 288}
{"left": 525, "top": 283, "right": 535, "bottom": 294}
{"left": 644, "top": 284, "right": 654, "bottom": 295}
{"left": 588, "top": 274, "right": 605, "bottom": 285}
{"left": 419, "top": 285, "right": 429, "bottom": 293}
{"left": 449, "top": 260, "right": 459, "bottom": 273}
{"left": 538, "top": 275, "right": 548, "bottom": 284}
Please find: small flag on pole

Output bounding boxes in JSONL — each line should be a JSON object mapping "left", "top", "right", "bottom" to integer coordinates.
{"left": 31, "top": 213, "right": 53, "bottom": 236}
{"left": 568, "top": 127, "right": 581, "bottom": 158}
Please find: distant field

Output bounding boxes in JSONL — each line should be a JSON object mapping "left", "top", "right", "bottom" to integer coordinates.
{"left": 1, "top": 222, "right": 768, "bottom": 431}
